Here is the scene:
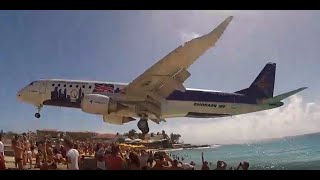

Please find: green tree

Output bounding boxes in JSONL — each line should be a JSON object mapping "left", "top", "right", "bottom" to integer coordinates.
{"left": 170, "top": 133, "right": 174, "bottom": 143}
{"left": 138, "top": 133, "right": 145, "bottom": 140}
{"left": 117, "top": 138, "right": 125, "bottom": 143}
{"left": 170, "top": 133, "right": 181, "bottom": 143}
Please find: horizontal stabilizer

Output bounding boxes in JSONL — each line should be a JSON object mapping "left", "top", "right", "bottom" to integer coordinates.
{"left": 260, "top": 87, "right": 307, "bottom": 104}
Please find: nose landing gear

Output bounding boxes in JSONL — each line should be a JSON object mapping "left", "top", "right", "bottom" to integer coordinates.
{"left": 35, "top": 104, "right": 43, "bottom": 118}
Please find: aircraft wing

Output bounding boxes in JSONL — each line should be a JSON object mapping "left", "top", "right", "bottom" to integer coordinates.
{"left": 121, "top": 16, "right": 233, "bottom": 102}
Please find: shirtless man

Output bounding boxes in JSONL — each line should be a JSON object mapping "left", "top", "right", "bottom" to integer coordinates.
{"left": 12, "top": 139, "right": 24, "bottom": 169}
{"left": 168, "top": 159, "right": 183, "bottom": 170}
{"left": 23, "top": 136, "right": 32, "bottom": 169}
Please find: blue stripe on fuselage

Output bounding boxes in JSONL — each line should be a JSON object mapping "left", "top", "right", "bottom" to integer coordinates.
{"left": 166, "top": 90, "right": 257, "bottom": 104}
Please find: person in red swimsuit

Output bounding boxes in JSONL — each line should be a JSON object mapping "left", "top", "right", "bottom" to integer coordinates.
{"left": 105, "top": 144, "right": 126, "bottom": 170}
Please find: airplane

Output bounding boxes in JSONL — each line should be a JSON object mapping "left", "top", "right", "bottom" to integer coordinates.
{"left": 17, "top": 16, "right": 307, "bottom": 135}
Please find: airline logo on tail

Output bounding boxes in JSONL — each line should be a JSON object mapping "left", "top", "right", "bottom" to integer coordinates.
{"left": 254, "top": 74, "right": 272, "bottom": 89}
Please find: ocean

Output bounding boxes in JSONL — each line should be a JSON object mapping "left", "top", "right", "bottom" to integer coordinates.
{"left": 169, "top": 132, "right": 320, "bottom": 170}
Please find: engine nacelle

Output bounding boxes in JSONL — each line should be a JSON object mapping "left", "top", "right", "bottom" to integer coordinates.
{"left": 103, "top": 114, "right": 136, "bottom": 125}
{"left": 80, "top": 94, "right": 118, "bottom": 115}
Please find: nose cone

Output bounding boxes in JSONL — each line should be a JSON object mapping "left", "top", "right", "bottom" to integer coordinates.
{"left": 17, "top": 90, "right": 24, "bottom": 101}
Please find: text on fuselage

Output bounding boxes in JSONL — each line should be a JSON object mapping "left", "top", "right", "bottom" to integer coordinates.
{"left": 194, "top": 103, "right": 226, "bottom": 108}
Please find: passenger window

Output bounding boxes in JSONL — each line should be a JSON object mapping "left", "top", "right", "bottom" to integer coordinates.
{"left": 82, "top": 85, "right": 85, "bottom": 88}
{"left": 70, "top": 85, "right": 72, "bottom": 87}
{"left": 76, "top": 85, "right": 79, "bottom": 88}
{"left": 52, "top": 84, "right": 55, "bottom": 86}
{"left": 89, "top": 86, "right": 92, "bottom": 89}
{"left": 64, "top": 84, "right": 66, "bottom": 87}
{"left": 58, "top": 84, "right": 60, "bottom": 87}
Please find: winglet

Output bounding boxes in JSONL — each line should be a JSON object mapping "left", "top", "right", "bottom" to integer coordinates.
{"left": 206, "top": 16, "right": 233, "bottom": 41}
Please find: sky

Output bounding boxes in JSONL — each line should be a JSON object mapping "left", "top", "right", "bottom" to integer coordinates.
{"left": 0, "top": 10, "right": 319, "bottom": 144}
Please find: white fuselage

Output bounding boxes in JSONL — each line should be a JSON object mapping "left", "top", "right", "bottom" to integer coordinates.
{"left": 17, "top": 79, "right": 280, "bottom": 120}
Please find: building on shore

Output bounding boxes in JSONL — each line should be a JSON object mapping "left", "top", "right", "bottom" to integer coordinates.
{"left": 36, "top": 129, "right": 61, "bottom": 138}
{"left": 66, "top": 131, "right": 97, "bottom": 141}
{"left": 91, "top": 133, "right": 117, "bottom": 141}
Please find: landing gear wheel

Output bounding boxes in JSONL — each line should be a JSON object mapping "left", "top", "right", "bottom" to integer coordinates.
{"left": 35, "top": 113, "right": 41, "bottom": 118}
{"left": 35, "top": 104, "right": 43, "bottom": 119}
{"left": 137, "top": 119, "right": 150, "bottom": 134}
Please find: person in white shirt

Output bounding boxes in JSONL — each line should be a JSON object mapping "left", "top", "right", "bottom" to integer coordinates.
{"left": 63, "top": 139, "right": 80, "bottom": 170}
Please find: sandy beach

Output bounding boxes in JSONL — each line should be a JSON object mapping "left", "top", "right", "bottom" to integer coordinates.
{"left": 4, "top": 156, "right": 68, "bottom": 170}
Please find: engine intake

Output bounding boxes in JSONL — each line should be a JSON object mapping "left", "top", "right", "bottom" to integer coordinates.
{"left": 80, "top": 94, "right": 118, "bottom": 115}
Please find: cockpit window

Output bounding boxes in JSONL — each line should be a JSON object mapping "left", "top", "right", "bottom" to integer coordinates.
{"left": 29, "top": 81, "right": 36, "bottom": 86}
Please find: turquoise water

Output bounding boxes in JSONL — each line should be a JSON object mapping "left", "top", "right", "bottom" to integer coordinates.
{"left": 169, "top": 132, "right": 320, "bottom": 170}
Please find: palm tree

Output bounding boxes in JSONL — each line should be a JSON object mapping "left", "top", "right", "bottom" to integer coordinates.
{"left": 162, "top": 130, "right": 169, "bottom": 139}
{"left": 138, "top": 133, "right": 145, "bottom": 139}
{"left": 169, "top": 133, "right": 181, "bottom": 143}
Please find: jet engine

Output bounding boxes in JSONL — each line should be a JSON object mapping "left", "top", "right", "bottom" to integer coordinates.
{"left": 80, "top": 94, "right": 120, "bottom": 115}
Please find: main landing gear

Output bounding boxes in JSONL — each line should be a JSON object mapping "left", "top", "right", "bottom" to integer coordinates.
{"left": 137, "top": 114, "right": 150, "bottom": 135}
{"left": 35, "top": 104, "right": 43, "bottom": 118}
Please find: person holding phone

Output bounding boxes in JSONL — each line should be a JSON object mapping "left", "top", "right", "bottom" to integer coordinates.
{"left": 201, "top": 152, "right": 210, "bottom": 170}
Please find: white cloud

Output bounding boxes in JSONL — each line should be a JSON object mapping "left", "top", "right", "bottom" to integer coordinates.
{"left": 179, "top": 31, "right": 201, "bottom": 43}
{"left": 164, "top": 95, "right": 320, "bottom": 145}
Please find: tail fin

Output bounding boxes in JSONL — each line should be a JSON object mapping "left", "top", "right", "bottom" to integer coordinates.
{"left": 235, "top": 62, "right": 276, "bottom": 99}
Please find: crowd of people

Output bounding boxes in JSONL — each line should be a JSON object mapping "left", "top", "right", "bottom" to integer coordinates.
{"left": 0, "top": 133, "right": 249, "bottom": 170}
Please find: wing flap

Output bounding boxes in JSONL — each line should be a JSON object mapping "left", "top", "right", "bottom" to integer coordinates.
{"left": 157, "top": 68, "right": 190, "bottom": 97}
